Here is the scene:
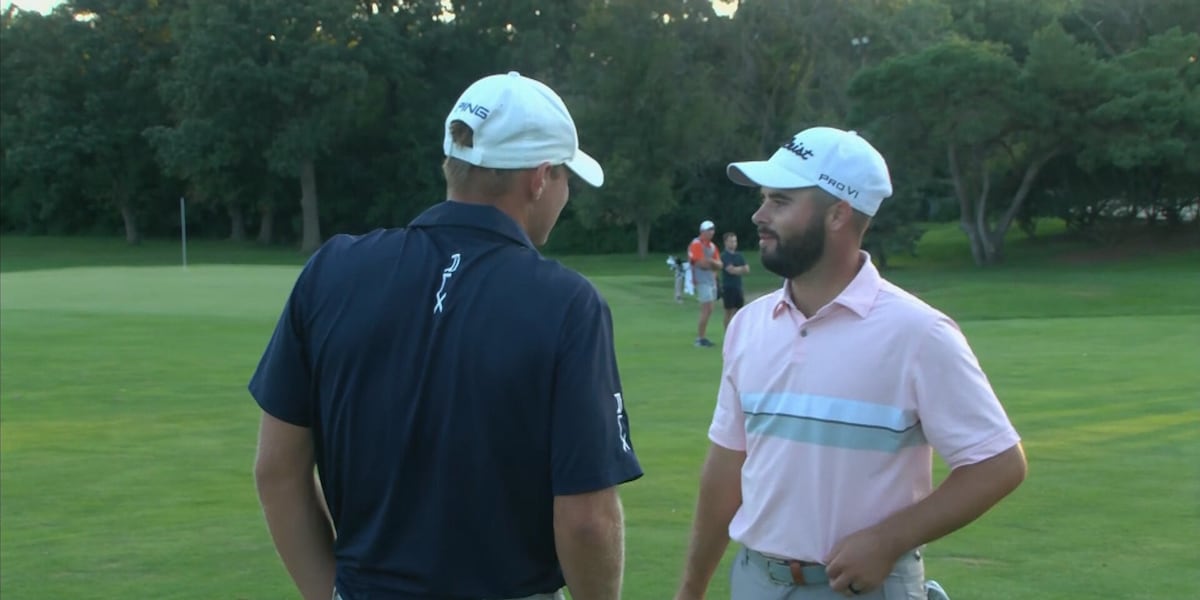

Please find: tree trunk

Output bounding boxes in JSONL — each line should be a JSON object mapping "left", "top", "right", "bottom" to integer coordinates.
{"left": 947, "top": 144, "right": 986, "bottom": 266}
{"left": 1163, "top": 203, "right": 1181, "bottom": 227}
{"left": 228, "top": 204, "right": 247, "bottom": 242}
{"left": 954, "top": 164, "right": 1002, "bottom": 266}
{"left": 257, "top": 204, "right": 275, "bottom": 245}
{"left": 978, "top": 149, "right": 1058, "bottom": 264}
{"left": 119, "top": 200, "right": 140, "bottom": 245}
{"left": 959, "top": 221, "right": 987, "bottom": 266}
{"left": 959, "top": 192, "right": 1007, "bottom": 267}
{"left": 973, "top": 155, "right": 994, "bottom": 262}
{"left": 1145, "top": 177, "right": 1165, "bottom": 227}
{"left": 949, "top": 144, "right": 1057, "bottom": 266}
{"left": 985, "top": 231, "right": 1007, "bottom": 264}
{"left": 299, "top": 159, "right": 322, "bottom": 253}
{"left": 994, "top": 150, "right": 1058, "bottom": 243}
{"left": 635, "top": 219, "right": 651, "bottom": 259}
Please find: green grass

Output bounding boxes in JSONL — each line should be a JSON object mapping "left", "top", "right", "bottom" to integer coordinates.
{"left": 2, "top": 226, "right": 1199, "bottom": 599}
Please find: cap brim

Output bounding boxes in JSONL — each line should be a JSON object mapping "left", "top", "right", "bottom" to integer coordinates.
{"left": 727, "top": 160, "right": 817, "bottom": 189}
{"left": 566, "top": 149, "right": 604, "bottom": 187}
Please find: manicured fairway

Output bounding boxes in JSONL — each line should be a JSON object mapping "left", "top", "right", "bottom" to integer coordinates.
{"left": 2, "top": 233, "right": 1197, "bottom": 599}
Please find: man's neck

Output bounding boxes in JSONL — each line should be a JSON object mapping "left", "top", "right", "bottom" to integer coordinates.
{"left": 787, "top": 250, "right": 865, "bottom": 318}
{"left": 447, "top": 193, "right": 529, "bottom": 234}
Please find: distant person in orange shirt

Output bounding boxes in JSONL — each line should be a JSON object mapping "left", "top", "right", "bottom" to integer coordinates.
{"left": 689, "top": 220, "right": 723, "bottom": 347}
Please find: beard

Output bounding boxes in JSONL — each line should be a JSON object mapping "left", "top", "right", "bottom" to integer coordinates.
{"left": 760, "top": 218, "right": 825, "bottom": 279}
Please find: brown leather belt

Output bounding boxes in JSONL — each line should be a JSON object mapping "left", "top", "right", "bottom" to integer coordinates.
{"left": 744, "top": 548, "right": 830, "bottom": 585}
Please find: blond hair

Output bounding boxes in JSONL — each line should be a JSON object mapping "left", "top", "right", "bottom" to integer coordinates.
{"left": 442, "top": 121, "right": 521, "bottom": 196}
{"left": 442, "top": 121, "right": 567, "bottom": 196}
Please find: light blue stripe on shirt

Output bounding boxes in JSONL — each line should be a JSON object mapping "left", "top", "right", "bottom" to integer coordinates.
{"left": 741, "top": 392, "right": 926, "bottom": 452}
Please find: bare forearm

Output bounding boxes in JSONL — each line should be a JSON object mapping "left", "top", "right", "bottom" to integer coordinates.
{"left": 677, "top": 445, "right": 744, "bottom": 598}
{"left": 555, "top": 493, "right": 625, "bottom": 600}
{"left": 258, "top": 476, "right": 336, "bottom": 600}
{"left": 678, "top": 485, "right": 739, "bottom": 595}
{"left": 872, "top": 444, "right": 1027, "bottom": 555}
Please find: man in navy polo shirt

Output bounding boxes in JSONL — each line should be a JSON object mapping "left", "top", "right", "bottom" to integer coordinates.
{"left": 249, "top": 71, "right": 643, "bottom": 600}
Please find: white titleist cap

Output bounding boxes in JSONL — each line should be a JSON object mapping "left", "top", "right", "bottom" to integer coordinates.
{"left": 443, "top": 71, "right": 604, "bottom": 187}
{"left": 727, "top": 126, "right": 892, "bottom": 216}
{"left": 699, "top": 220, "right": 715, "bottom": 232}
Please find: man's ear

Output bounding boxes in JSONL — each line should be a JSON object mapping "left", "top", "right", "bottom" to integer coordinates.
{"left": 529, "top": 162, "right": 552, "bottom": 201}
{"left": 827, "top": 200, "right": 856, "bottom": 231}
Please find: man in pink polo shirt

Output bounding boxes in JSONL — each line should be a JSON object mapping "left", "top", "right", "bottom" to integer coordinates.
{"left": 674, "top": 127, "right": 1027, "bottom": 600}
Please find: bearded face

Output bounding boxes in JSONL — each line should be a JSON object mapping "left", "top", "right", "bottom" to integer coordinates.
{"left": 755, "top": 189, "right": 830, "bottom": 279}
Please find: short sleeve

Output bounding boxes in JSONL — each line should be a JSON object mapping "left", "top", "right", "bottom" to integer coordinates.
{"left": 247, "top": 259, "right": 319, "bottom": 427}
{"left": 708, "top": 324, "right": 747, "bottom": 451}
{"left": 550, "top": 288, "right": 644, "bottom": 495}
{"left": 688, "top": 239, "right": 703, "bottom": 264}
{"left": 910, "top": 317, "right": 1021, "bottom": 469}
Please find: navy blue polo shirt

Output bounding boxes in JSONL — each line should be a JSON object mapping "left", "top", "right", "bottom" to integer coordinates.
{"left": 720, "top": 250, "right": 746, "bottom": 290}
{"left": 248, "top": 200, "right": 643, "bottom": 599}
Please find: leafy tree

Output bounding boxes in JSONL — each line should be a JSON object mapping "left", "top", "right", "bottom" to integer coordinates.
{"left": 568, "top": 0, "right": 734, "bottom": 258}
{"left": 1082, "top": 28, "right": 1200, "bottom": 226}
{"left": 718, "top": 0, "right": 947, "bottom": 263}
{"left": 1, "top": 0, "right": 1195, "bottom": 260}
{"left": 69, "top": 0, "right": 179, "bottom": 243}
{"left": 945, "top": 0, "right": 1070, "bottom": 60}
{"left": 849, "top": 26, "right": 1119, "bottom": 265}
{"left": 1065, "top": 0, "right": 1200, "bottom": 58}
{"left": 0, "top": 8, "right": 89, "bottom": 234}
{"left": 155, "top": 0, "right": 369, "bottom": 253}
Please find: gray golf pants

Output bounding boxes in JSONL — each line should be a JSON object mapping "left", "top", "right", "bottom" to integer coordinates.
{"left": 334, "top": 589, "right": 563, "bottom": 600}
{"left": 730, "top": 546, "right": 934, "bottom": 600}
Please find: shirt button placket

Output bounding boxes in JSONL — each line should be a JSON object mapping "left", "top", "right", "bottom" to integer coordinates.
{"left": 794, "top": 314, "right": 809, "bottom": 362}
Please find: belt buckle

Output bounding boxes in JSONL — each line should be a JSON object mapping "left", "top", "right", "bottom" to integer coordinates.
{"left": 765, "top": 558, "right": 809, "bottom": 585}
{"left": 765, "top": 557, "right": 821, "bottom": 586}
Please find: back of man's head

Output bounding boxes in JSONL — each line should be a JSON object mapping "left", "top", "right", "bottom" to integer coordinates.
{"left": 441, "top": 71, "right": 604, "bottom": 196}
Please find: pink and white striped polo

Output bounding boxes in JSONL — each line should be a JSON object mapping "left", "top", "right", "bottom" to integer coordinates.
{"left": 708, "top": 252, "right": 1021, "bottom": 563}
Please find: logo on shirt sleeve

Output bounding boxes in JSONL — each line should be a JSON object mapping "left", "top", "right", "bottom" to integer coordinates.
{"left": 614, "top": 392, "right": 632, "bottom": 453}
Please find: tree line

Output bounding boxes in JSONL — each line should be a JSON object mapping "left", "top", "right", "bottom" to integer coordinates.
{"left": 2, "top": 0, "right": 1196, "bottom": 265}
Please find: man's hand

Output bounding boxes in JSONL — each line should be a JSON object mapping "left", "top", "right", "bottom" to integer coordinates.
{"left": 824, "top": 527, "right": 901, "bottom": 596}
{"left": 825, "top": 444, "right": 1027, "bottom": 596}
